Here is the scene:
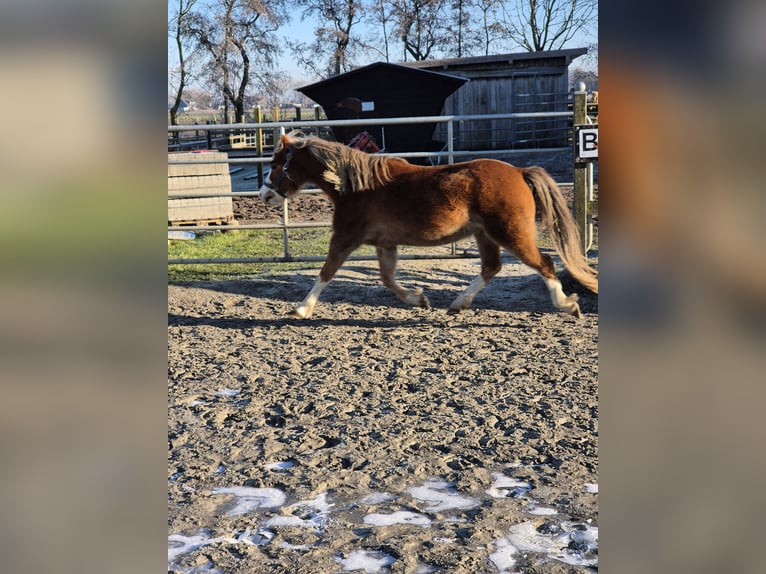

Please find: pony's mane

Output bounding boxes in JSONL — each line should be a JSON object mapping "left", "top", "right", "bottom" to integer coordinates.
{"left": 279, "top": 130, "right": 404, "bottom": 193}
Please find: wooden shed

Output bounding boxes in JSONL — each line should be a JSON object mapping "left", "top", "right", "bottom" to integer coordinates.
{"left": 407, "top": 48, "right": 588, "bottom": 149}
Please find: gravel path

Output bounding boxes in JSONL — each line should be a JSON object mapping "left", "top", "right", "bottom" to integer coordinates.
{"left": 168, "top": 254, "right": 598, "bottom": 573}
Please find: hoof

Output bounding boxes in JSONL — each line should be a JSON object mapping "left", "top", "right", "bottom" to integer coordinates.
{"left": 446, "top": 307, "right": 461, "bottom": 315}
{"left": 404, "top": 290, "right": 430, "bottom": 309}
{"left": 568, "top": 303, "right": 582, "bottom": 319}
{"left": 291, "top": 307, "right": 309, "bottom": 319}
{"left": 562, "top": 293, "right": 581, "bottom": 319}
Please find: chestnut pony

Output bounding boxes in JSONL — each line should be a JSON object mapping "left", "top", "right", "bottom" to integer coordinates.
{"left": 260, "top": 132, "right": 597, "bottom": 319}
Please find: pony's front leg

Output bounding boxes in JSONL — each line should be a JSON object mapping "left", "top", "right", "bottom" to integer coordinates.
{"left": 293, "top": 277, "right": 330, "bottom": 319}
{"left": 292, "top": 233, "right": 359, "bottom": 319}
{"left": 376, "top": 246, "right": 430, "bottom": 309}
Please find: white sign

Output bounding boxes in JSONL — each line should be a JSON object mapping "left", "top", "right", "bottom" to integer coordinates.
{"left": 361, "top": 101, "right": 375, "bottom": 112}
{"left": 577, "top": 127, "right": 598, "bottom": 159}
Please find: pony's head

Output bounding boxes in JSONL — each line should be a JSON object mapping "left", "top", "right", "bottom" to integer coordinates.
{"left": 260, "top": 131, "right": 401, "bottom": 206}
{"left": 259, "top": 133, "right": 307, "bottom": 206}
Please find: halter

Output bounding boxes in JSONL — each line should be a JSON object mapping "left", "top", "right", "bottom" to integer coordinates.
{"left": 270, "top": 144, "right": 296, "bottom": 197}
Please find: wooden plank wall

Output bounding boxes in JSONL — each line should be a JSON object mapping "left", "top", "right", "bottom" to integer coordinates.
{"left": 435, "top": 66, "right": 570, "bottom": 150}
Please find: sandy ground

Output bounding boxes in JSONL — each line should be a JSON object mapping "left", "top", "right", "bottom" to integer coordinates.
{"left": 168, "top": 255, "right": 598, "bottom": 573}
{"left": 170, "top": 148, "right": 597, "bottom": 572}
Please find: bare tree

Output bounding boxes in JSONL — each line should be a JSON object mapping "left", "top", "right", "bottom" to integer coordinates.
{"left": 183, "top": 86, "right": 217, "bottom": 109}
{"left": 449, "top": 0, "right": 479, "bottom": 58}
{"left": 497, "top": 0, "right": 597, "bottom": 52}
{"left": 391, "top": 0, "right": 449, "bottom": 61}
{"left": 475, "top": 0, "right": 505, "bottom": 55}
{"left": 579, "top": 41, "right": 598, "bottom": 71}
{"left": 569, "top": 66, "right": 598, "bottom": 91}
{"left": 188, "top": 0, "right": 286, "bottom": 123}
{"left": 251, "top": 73, "right": 296, "bottom": 108}
{"left": 365, "top": 0, "right": 396, "bottom": 62}
{"left": 366, "top": 0, "right": 495, "bottom": 61}
{"left": 569, "top": 42, "right": 598, "bottom": 90}
{"left": 364, "top": 0, "right": 596, "bottom": 62}
{"left": 168, "top": 0, "right": 200, "bottom": 126}
{"left": 289, "top": 0, "right": 364, "bottom": 78}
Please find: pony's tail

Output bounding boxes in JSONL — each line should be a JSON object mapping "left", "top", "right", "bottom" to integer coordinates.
{"left": 522, "top": 166, "right": 598, "bottom": 294}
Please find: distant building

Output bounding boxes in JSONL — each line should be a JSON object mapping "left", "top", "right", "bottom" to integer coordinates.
{"left": 168, "top": 99, "right": 196, "bottom": 113}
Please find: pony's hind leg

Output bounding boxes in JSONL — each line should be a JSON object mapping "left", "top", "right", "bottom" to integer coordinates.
{"left": 448, "top": 232, "right": 502, "bottom": 313}
{"left": 376, "top": 246, "right": 430, "bottom": 308}
{"left": 539, "top": 267, "right": 582, "bottom": 318}
{"left": 514, "top": 244, "right": 581, "bottom": 318}
{"left": 485, "top": 218, "right": 581, "bottom": 318}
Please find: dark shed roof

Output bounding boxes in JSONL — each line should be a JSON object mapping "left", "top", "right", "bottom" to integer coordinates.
{"left": 297, "top": 62, "right": 467, "bottom": 152}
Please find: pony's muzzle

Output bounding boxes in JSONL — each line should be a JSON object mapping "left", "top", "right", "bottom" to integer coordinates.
{"left": 259, "top": 185, "right": 282, "bottom": 207}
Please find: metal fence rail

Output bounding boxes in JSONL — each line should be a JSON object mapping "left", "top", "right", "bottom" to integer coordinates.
{"left": 168, "top": 110, "right": 595, "bottom": 265}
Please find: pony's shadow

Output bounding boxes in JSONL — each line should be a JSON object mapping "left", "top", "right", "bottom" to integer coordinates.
{"left": 169, "top": 262, "right": 597, "bottom": 329}
{"left": 169, "top": 312, "right": 451, "bottom": 331}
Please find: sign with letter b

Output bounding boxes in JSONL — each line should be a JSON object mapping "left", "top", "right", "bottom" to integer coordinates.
{"left": 574, "top": 126, "right": 598, "bottom": 161}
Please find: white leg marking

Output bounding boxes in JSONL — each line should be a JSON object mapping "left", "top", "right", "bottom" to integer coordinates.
{"left": 403, "top": 287, "right": 424, "bottom": 306}
{"left": 450, "top": 275, "right": 487, "bottom": 311}
{"left": 542, "top": 276, "right": 569, "bottom": 307}
{"left": 293, "top": 279, "right": 329, "bottom": 318}
{"left": 542, "top": 275, "right": 581, "bottom": 317}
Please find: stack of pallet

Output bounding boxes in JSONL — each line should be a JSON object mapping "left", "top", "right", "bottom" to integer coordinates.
{"left": 168, "top": 151, "right": 236, "bottom": 226}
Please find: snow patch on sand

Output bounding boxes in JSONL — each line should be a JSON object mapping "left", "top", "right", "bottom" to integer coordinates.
{"left": 264, "top": 460, "right": 294, "bottom": 471}
{"left": 360, "top": 492, "right": 398, "bottom": 505}
{"left": 170, "top": 478, "right": 598, "bottom": 572}
{"left": 407, "top": 478, "right": 480, "bottom": 512}
{"left": 486, "top": 473, "right": 532, "bottom": 499}
{"left": 266, "top": 492, "right": 334, "bottom": 531}
{"left": 214, "top": 388, "right": 240, "bottom": 397}
{"left": 211, "top": 486, "right": 285, "bottom": 515}
{"left": 491, "top": 521, "right": 598, "bottom": 571}
{"left": 336, "top": 549, "right": 396, "bottom": 573}
{"left": 364, "top": 510, "right": 432, "bottom": 527}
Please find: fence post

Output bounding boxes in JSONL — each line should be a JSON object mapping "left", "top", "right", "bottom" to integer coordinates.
{"left": 254, "top": 105, "right": 264, "bottom": 187}
{"left": 573, "top": 90, "right": 593, "bottom": 254}
{"left": 272, "top": 107, "right": 281, "bottom": 148}
{"left": 447, "top": 119, "right": 457, "bottom": 255}
{"left": 238, "top": 112, "right": 247, "bottom": 147}
{"left": 276, "top": 125, "right": 290, "bottom": 258}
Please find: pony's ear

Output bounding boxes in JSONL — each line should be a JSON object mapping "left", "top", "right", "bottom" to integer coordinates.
{"left": 279, "top": 134, "right": 291, "bottom": 148}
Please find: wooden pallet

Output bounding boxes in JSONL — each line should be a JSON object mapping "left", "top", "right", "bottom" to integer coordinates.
{"left": 169, "top": 215, "right": 238, "bottom": 227}
{"left": 168, "top": 151, "right": 235, "bottom": 224}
